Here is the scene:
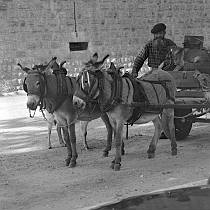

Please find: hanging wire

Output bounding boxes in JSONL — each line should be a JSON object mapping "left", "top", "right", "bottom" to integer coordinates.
{"left": 73, "top": 1, "right": 78, "bottom": 37}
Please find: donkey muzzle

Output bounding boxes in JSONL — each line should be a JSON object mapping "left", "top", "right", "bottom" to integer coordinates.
{"left": 27, "top": 95, "right": 40, "bottom": 110}
{"left": 73, "top": 96, "right": 86, "bottom": 110}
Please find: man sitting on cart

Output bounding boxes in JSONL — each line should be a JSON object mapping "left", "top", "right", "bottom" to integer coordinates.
{"left": 131, "top": 23, "right": 176, "bottom": 78}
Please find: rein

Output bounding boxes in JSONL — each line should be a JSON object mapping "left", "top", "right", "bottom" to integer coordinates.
{"left": 98, "top": 71, "right": 123, "bottom": 112}
{"left": 81, "top": 69, "right": 123, "bottom": 113}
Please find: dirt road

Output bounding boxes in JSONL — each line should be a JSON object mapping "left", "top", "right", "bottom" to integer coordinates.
{"left": 1, "top": 94, "right": 210, "bottom": 210}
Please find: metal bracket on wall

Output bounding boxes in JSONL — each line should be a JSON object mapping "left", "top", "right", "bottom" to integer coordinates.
{"left": 69, "top": 1, "right": 88, "bottom": 52}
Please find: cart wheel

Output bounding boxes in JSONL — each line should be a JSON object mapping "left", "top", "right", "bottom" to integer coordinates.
{"left": 160, "top": 109, "right": 193, "bottom": 141}
{"left": 174, "top": 108, "right": 193, "bottom": 141}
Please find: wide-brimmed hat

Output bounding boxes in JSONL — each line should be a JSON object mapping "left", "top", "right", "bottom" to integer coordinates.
{"left": 151, "top": 23, "right": 166, "bottom": 34}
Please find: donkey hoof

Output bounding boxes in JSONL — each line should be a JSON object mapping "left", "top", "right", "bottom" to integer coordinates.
{"left": 65, "top": 158, "right": 71, "bottom": 166}
{"left": 171, "top": 150, "right": 177, "bottom": 156}
{"left": 69, "top": 161, "right": 76, "bottom": 168}
{"left": 84, "top": 146, "right": 90, "bottom": 151}
{"left": 114, "top": 164, "right": 121, "bottom": 171}
{"left": 103, "top": 151, "right": 109, "bottom": 157}
{"left": 60, "top": 143, "right": 66, "bottom": 147}
{"left": 148, "top": 153, "right": 155, "bottom": 159}
{"left": 121, "top": 149, "right": 125, "bottom": 156}
{"left": 110, "top": 162, "right": 115, "bottom": 169}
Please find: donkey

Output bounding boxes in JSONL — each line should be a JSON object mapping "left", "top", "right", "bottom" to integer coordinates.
{"left": 74, "top": 54, "right": 177, "bottom": 171}
{"left": 44, "top": 109, "right": 66, "bottom": 149}
{"left": 18, "top": 57, "right": 115, "bottom": 168}
{"left": 44, "top": 109, "right": 98, "bottom": 151}
{"left": 169, "top": 45, "right": 210, "bottom": 72}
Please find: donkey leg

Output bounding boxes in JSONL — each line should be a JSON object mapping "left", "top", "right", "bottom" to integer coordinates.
{"left": 60, "top": 127, "right": 68, "bottom": 147}
{"left": 121, "top": 140, "right": 125, "bottom": 156}
{"left": 147, "top": 117, "right": 162, "bottom": 159}
{"left": 101, "top": 114, "right": 113, "bottom": 157}
{"left": 68, "top": 123, "right": 78, "bottom": 168}
{"left": 162, "top": 109, "right": 177, "bottom": 156}
{"left": 57, "top": 126, "right": 66, "bottom": 147}
{"left": 80, "top": 121, "right": 89, "bottom": 150}
{"left": 63, "top": 127, "right": 72, "bottom": 166}
{"left": 47, "top": 121, "right": 53, "bottom": 149}
{"left": 111, "top": 120, "right": 124, "bottom": 171}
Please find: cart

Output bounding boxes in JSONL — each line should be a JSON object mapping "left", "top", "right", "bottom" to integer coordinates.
{"left": 129, "top": 36, "right": 210, "bottom": 141}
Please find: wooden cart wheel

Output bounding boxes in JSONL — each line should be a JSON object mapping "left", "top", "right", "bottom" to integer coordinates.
{"left": 160, "top": 108, "right": 193, "bottom": 141}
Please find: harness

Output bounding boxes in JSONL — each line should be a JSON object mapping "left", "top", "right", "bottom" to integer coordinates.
{"left": 98, "top": 71, "right": 123, "bottom": 113}
{"left": 123, "top": 74, "right": 175, "bottom": 125}
{"left": 53, "top": 68, "right": 68, "bottom": 96}
{"left": 23, "top": 71, "right": 47, "bottom": 111}
{"left": 23, "top": 71, "right": 74, "bottom": 115}
{"left": 123, "top": 73, "right": 148, "bottom": 124}
{"left": 78, "top": 68, "right": 175, "bottom": 125}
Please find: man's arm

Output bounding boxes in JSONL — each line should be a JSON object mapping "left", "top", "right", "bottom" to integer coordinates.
{"left": 162, "top": 39, "right": 177, "bottom": 71}
{"left": 132, "top": 44, "right": 149, "bottom": 77}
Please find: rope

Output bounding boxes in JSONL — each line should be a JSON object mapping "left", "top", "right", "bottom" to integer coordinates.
{"left": 174, "top": 107, "right": 210, "bottom": 119}
{"left": 174, "top": 109, "right": 197, "bottom": 119}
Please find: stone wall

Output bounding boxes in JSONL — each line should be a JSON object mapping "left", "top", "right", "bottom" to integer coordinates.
{"left": 0, "top": 0, "right": 210, "bottom": 90}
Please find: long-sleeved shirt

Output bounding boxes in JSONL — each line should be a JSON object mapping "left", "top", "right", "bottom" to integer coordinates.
{"left": 132, "top": 38, "right": 176, "bottom": 75}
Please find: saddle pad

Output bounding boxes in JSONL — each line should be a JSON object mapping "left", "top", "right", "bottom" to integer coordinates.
{"left": 54, "top": 75, "right": 75, "bottom": 96}
{"left": 55, "top": 73, "right": 68, "bottom": 96}
{"left": 136, "top": 80, "right": 167, "bottom": 105}
{"left": 137, "top": 69, "right": 176, "bottom": 105}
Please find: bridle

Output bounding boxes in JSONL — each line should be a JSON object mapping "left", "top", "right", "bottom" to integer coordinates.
{"left": 23, "top": 70, "right": 47, "bottom": 117}
{"left": 78, "top": 67, "right": 123, "bottom": 113}
{"left": 76, "top": 69, "right": 102, "bottom": 103}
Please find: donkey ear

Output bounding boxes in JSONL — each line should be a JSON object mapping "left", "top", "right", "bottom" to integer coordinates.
{"left": 17, "top": 63, "right": 30, "bottom": 73}
{"left": 93, "top": 52, "right": 98, "bottom": 59}
{"left": 102, "top": 54, "right": 109, "bottom": 63}
{"left": 43, "top": 57, "right": 57, "bottom": 72}
{"left": 91, "top": 52, "right": 98, "bottom": 64}
{"left": 60, "top": 61, "right": 66, "bottom": 68}
{"left": 110, "top": 62, "right": 116, "bottom": 70}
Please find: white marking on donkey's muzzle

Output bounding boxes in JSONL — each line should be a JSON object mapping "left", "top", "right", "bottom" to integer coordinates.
{"left": 81, "top": 74, "right": 84, "bottom": 90}
{"left": 73, "top": 96, "right": 86, "bottom": 110}
{"left": 87, "top": 71, "right": 90, "bottom": 87}
{"left": 81, "top": 71, "right": 91, "bottom": 90}
{"left": 27, "top": 95, "right": 40, "bottom": 110}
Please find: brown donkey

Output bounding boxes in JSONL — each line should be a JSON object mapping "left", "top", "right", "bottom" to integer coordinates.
{"left": 74, "top": 54, "right": 177, "bottom": 171}
{"left": 18, "top": 57, "right": 115, "bottom": 168}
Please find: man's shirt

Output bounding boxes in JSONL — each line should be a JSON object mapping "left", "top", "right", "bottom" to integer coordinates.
{"left": 132, "top": 38, "right": 176, "bottom": 74}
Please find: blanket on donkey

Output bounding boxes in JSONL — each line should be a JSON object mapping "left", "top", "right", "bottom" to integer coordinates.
{"left": 43, "top": 76, "right": 75, "bottom": 113}
{"left": 124, "top": 69, "right": 176, "bottom": 124}
{"left": 138, "top": 69, "right": 176, "bottom": 105}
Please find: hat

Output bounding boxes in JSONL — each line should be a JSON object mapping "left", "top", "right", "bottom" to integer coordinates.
{"left": 151, "top": 23, "right": 166, "bottom": 34}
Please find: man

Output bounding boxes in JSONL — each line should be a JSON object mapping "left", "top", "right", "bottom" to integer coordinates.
{"left": 131, "top": 23, "right": 176, "bottom": 77}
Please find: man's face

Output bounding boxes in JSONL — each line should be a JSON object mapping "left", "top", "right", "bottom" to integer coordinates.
{"left": 154, "top": 30, "right": 166, "bottom": 38}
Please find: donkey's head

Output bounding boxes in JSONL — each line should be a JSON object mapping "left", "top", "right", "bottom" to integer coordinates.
{"left": 18, "top": 57, "right": 57, "bottom": 110}
{"left": 73, "top": 53, "right": 109, "bottom": 109}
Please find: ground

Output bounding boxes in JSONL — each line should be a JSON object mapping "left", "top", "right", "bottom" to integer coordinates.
{"left": 1, "top": 93, "right": 210, "bottom": 210}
